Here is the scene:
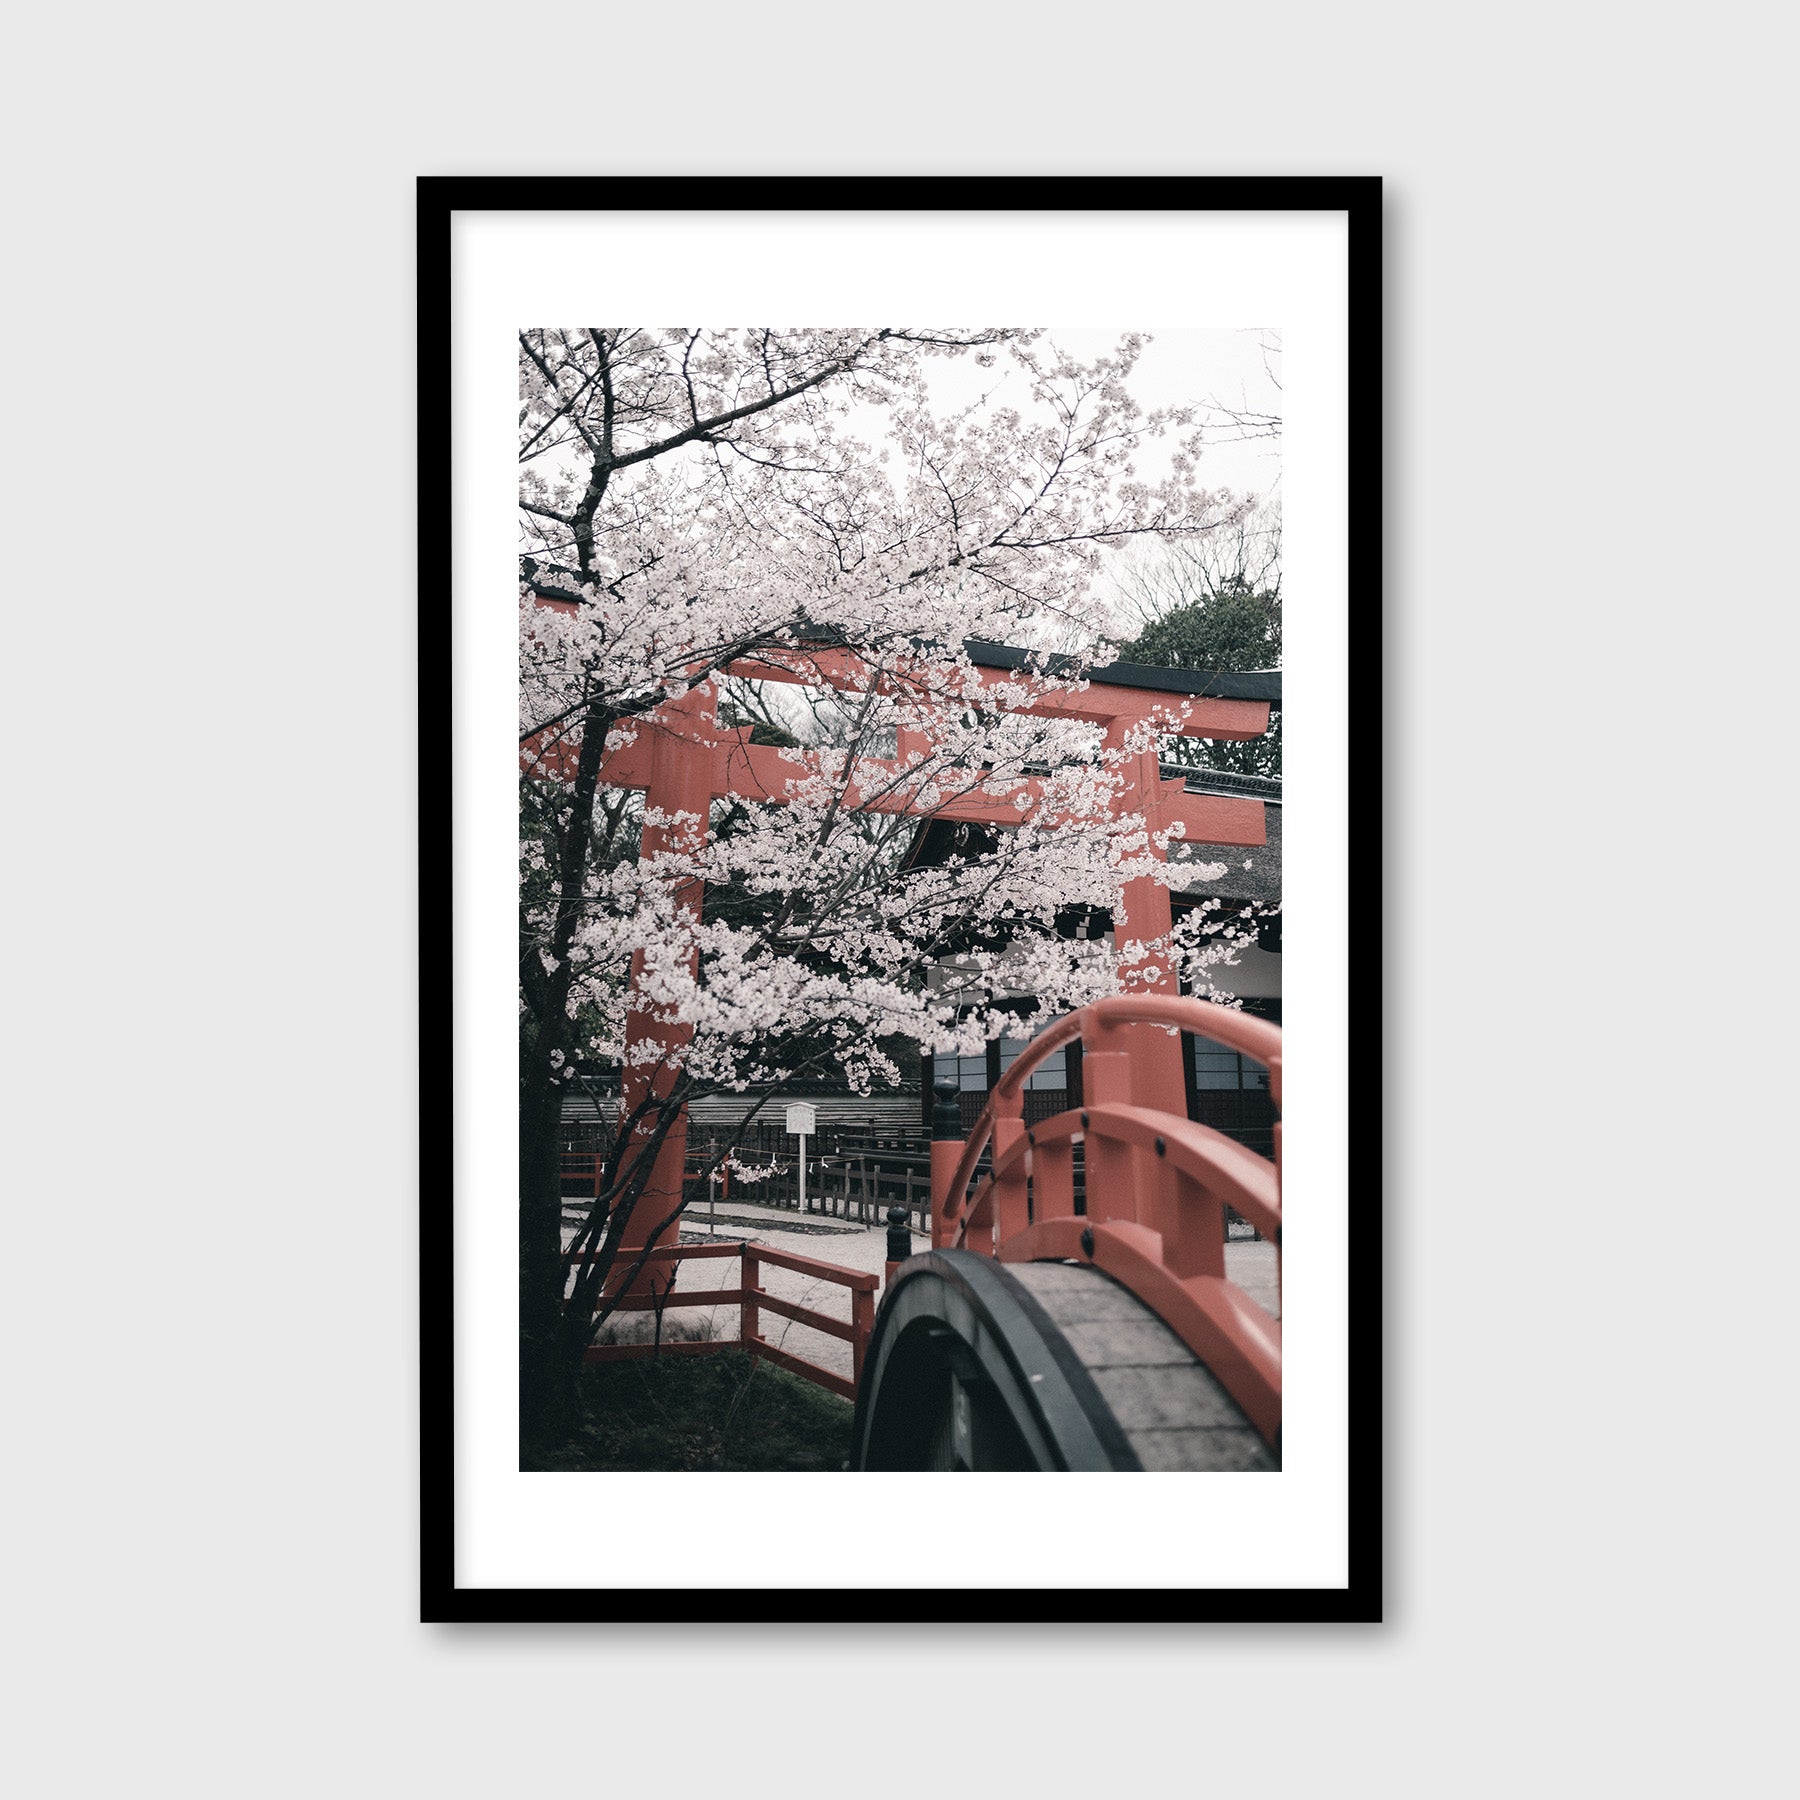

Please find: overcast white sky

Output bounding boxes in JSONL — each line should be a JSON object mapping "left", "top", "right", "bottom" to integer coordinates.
{"left": 890, "top": 324, "right": 1282, "bottom": 492}
{"left": 987, "top": 325, "right": 1278, "bottom": 493}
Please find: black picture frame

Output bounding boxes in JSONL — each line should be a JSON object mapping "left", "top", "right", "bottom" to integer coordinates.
{"left": 419, "top": 175, "right": 1382, "bottom": 1624}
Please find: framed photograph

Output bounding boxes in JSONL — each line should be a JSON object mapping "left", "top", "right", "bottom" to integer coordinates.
{"left": 420, "top": 176, "right": 1380, "bottom": 1622}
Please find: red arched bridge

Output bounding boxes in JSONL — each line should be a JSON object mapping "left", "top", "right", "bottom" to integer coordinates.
{"left": 862, "top": 991, "right": 1279, "bottom": 1471}
{"left": 571, "top": 992, "right": 1281, "bottom": 1472}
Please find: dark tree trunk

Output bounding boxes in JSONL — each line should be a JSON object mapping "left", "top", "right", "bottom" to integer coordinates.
{"left": 519, "top": 694, "right": 613, "bottom": 1450}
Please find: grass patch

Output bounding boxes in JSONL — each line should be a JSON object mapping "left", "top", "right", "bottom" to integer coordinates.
{"left": 525, "top": 1348, "right": 855, "bottom": 1472}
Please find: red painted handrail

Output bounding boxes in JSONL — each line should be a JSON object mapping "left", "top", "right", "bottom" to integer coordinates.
{"left": 935, "top": 994, "right": 1280, "bottom": 1236}
{"left": 929, "top": 994, "right": 1284, "bottom": 1447}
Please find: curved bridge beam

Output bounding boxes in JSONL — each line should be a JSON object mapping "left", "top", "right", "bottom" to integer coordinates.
{"left": 854, "top": 1251, "right": 1139, "bottom": 1470}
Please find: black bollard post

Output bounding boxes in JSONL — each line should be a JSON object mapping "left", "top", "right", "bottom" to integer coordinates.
{"left": 884, "top": 1204, "right": 912, "bottom": 1288}
{"left": 931, "top": 1077, "right": 963, "bottom": 1140}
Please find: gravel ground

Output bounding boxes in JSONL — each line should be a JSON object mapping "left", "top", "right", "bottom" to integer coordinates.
{"left": 567, "top": 1200, "right": 1280, "bottom": 1384}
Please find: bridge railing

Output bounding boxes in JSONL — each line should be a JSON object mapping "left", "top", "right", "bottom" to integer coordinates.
{"left": 928, "top": 995, "right": 1283, "bottom": 1446}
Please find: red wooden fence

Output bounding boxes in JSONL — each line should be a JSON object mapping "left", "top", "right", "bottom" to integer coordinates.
{"left": 566, "top": 1240, "right": 876, "bottom": 1402}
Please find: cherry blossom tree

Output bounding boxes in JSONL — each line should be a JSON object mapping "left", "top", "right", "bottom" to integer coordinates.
{"left": 517, "top": 327, "right": 1268, "bottom": 1434}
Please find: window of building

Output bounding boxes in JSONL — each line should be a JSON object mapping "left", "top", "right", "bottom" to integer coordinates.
{"left": 999, "top": 1037, "right": 1067, "bottom": 1091}
{"left": 932, "top": 1051, "right": 989, "bottom": 1092}
{"left": 1190, "top": 1035, "right": 1272, "bottom": 1091}
{"left": 934, "top": 1040, "right": 1069, "bottom": 1092}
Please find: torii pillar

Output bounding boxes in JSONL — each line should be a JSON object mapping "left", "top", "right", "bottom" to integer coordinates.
{"left": 1092, "top": 716, "right": 1194, "bottom": 1120}
{"left": 615, "top": 680, "right": 721, "bottom": 1282}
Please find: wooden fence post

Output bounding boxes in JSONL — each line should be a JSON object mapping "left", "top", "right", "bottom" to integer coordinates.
{"left": 741, "top": 1246, "right": 759, "bottom": 1351}
{"left": 852, "top": 1285, "right": 874, "bottom": 1389}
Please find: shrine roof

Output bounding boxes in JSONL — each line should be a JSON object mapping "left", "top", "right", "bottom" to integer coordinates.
{"left": 1162, "top": 765, "right": 1282, "bottom": 805}
{"left": 964, "top": 640, "right": 1282, "bottom": 704}
{"left": 1168, "top": 802, "right": 1283, "bottom": 906}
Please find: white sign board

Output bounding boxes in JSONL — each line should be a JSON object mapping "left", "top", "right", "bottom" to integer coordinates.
{"left": 785, "top": 1102, "right": 817, "bottom": 1213}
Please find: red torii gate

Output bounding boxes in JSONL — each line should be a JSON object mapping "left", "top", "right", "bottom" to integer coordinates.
{"left": 525, "top": 643, "right": 1272, "bottom": 1284}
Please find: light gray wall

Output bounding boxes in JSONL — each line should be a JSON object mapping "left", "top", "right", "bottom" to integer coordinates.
{"left": 5, "top": 11, "right": 1790, "bottom": 1798}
